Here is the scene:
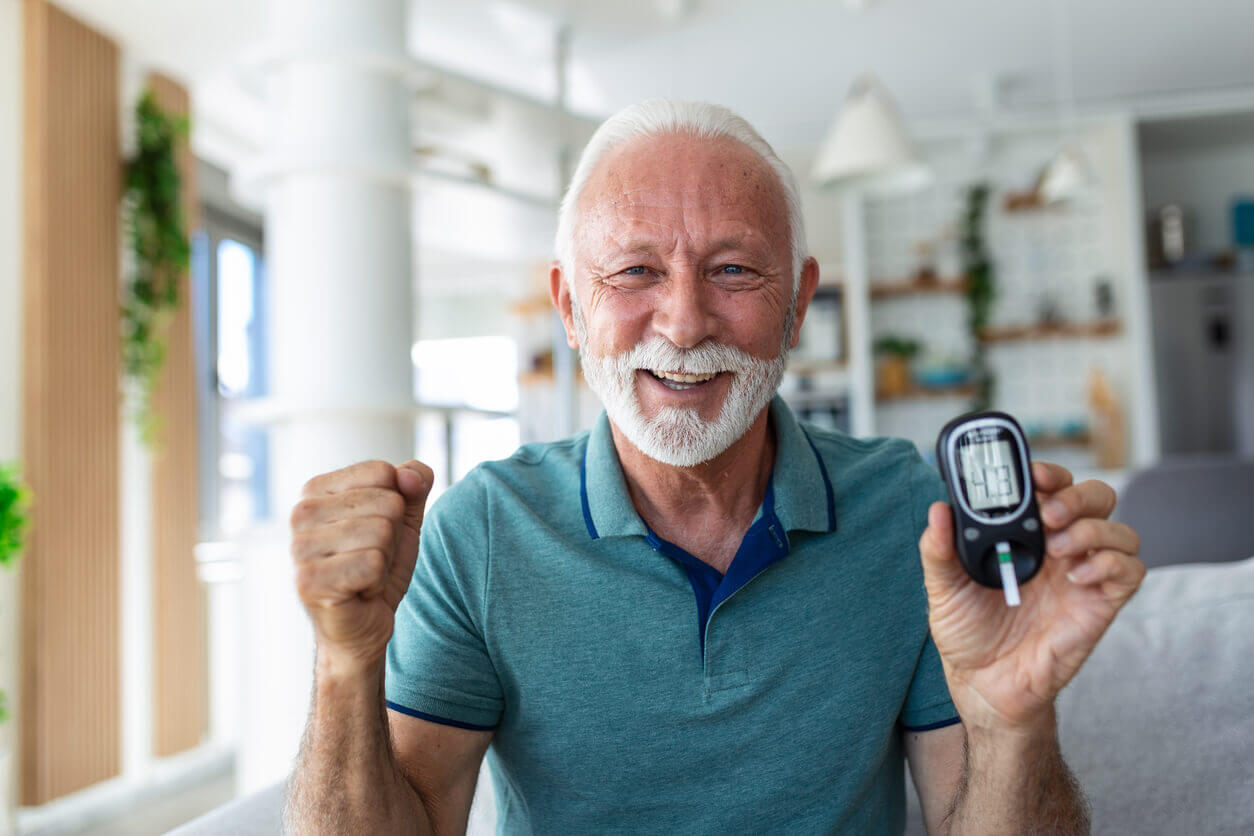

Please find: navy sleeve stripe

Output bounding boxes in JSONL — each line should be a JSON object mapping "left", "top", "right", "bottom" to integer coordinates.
{"left": 385, "top": 700, "right": 498, "bottom": 732}
{"left": 901, "top": 715, "right": 963, "bottom": 733}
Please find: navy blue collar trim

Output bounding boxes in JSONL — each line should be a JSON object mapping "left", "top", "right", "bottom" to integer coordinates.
{"left": 639, "top": 479, "right": 790, "bottom": 659}
{"left": 800, "top": 426, "right": 837, "bottom": 533}
{"left": 580, "top": 443, "right": 599, "bottom": 540}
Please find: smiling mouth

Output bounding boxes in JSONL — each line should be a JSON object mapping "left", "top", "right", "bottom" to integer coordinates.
{"left": 645, "top": 369, "right": 720, "bottom": 391}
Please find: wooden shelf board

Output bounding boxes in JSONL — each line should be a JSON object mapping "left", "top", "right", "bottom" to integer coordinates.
{"left": 876, "top": 383, "right": 978, "bottom": 402}
{"left": 979, "top": 319, "right": 1123, "bottom": 343}
{"left": 787, "top": 358, "right": 848, "bottom": 375}
{"left": 870, "top": 276, "right": 969, "bottom": 299}
{"left": 1028, "top": 433, "right": 1092, "bottom": 450}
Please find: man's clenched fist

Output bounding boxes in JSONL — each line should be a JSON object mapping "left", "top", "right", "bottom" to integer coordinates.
{"left": 290, "top": 459, "right": 434, "bottom": 675}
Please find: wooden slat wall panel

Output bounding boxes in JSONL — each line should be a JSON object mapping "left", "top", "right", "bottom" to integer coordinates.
{"left": 146, "top": 72, "right": 207, "bottom": 758}
{"left": 20, "top": 0, "right": 122, "bottom": 805}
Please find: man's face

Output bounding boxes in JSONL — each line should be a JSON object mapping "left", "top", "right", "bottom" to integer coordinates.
{"left": 559, "top": 133, "right": 804, "bottom": 467}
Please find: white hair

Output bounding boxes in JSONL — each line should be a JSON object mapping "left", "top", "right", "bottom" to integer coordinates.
{"left": 554, "top": 99, "right": 808, "bottom": 294}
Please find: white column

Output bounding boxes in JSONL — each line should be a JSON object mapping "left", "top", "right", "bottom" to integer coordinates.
{"left": 236, "top": 0, "right": 416, "bottom": 793}
{"left": 841, "top": 194, "right": 875, "bottom": 438}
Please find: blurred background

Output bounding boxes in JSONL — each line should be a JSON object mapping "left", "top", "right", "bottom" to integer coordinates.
{"left": 1, "top": 0, "right": 1253, "bottom": 832}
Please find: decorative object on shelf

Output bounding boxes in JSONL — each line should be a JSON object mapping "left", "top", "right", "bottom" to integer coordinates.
{"left": 961, "top": 183, "right": 995, "bottom": 410}
{"left": 1147, "top": 204, "right": 1191, "bottom": 268}
{"left": 913, "top": 361, "right": 970, "bottom": 390}
{"left": 1088, "top": 369, "right": 1126, "bottom": 469}
{"left": 121, "top": 89, "right": 191, "bottom": 446}
{"left": 812, "top": 73, "right": 930, "bottom": 194}
{"left": 0, "top": 462, "right": 30, "bottom": 727}
{"left": 1094, "top": 275, "right": 1115, "bottom": 319}
{"left": 873, "top": 335, "right": 921, "bottom": 398}
{"left": 1035, "top": 291, "right": 1064, "bottom": 327}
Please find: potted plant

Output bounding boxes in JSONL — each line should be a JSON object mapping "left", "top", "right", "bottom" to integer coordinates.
{"left": 873, "top": 336, "right": 920, "bottom": 398}
{"left": 0, "top": 463, "right": 29, "bottom": 830}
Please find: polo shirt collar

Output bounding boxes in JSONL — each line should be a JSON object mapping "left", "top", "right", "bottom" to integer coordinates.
{"left": 580, "top": 396, "right": 836, "bottom": 541}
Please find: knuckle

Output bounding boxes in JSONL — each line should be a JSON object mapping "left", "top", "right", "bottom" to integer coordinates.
{"left": 289, "top": 498, "right": 318, "bottom": 529}
{"left": 290, "top": 530, "right": 315, "bottom": 560}
{"left": 362, "top": 548, "right": 388, "bottom": 579}
{"left": 366, "top": 515, "right": 395, "bottom": 544}
{"left": 361, "top": 460, "right": 395, "bottom": 487}
{"left": 294, "top": 561, "right": 320, "bottom": 599}
{"left": 381, "top": 490, "right": 406, "bottom": 521}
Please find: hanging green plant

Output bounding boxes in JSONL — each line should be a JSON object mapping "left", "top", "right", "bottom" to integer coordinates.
{"left": 0, "top": 462, "right": 30, "bottom": 726}
{"left": 121, "top": 89, "right": 190, "bottom": 446}
{"left": 962, "top": 183, "right": 996, "bottom": 411}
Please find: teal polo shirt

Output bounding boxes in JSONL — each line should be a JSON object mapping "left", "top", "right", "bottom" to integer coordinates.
{"left": 386, "top": 397, "right": 959, "bottom": 834}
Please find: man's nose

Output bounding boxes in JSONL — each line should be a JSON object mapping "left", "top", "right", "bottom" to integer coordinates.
{"left": 652, "top": 270, "right": 717, "bottom": 349}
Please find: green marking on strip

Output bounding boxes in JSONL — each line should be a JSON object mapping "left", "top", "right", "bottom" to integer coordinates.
{"left": 996, "top": 541, "right": 1013, "bottom": 564}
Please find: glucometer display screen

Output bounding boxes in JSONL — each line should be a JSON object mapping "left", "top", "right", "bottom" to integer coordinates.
{"left": 957, "top": 435, "right": 1022, "bottom": 512}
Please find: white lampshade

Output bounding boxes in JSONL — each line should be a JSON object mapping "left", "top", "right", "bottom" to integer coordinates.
{"left": 812, "top": 74, "right": 931, "bottom": 194}
{"left": 1036, "top": 145, "right": 1093, "bottom": 205}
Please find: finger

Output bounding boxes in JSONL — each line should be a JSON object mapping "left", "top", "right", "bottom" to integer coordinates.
{"left": 1039, "top": 478, "right": 1118, "bottom": 529}
{"left": 290, "top": 516, "right": 396, "bottom": 561}
{"left": 301, "top": 460, "right": 397, "bottom": 498}
{"left": 295, "top": 548, "right": 389, "bottom": 605}
{"left": 289, "top": 487, "right": 405, "bottom": 532}
{"left": 1031, "top": 460, "right": 1074, "bottom": 494}
{"left": 1065, "top": 549, "right": 1146, "bottom": 600}
{"left": 918, "top": 501, "right": 969, "bottom": 589}
{"left": 396, "top": 460, "right": 435, "bottom": 535}
{"left": 1045, "top": 518, "right": 1140, "bottom": 560}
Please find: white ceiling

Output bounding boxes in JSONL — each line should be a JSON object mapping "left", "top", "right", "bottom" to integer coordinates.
{"left": 47, "top": 0, "right": 1254, "bottom": 152}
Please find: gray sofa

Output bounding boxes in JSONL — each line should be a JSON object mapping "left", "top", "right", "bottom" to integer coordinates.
{"left": 174, "top": 556, "right": 1254, "bottom": 835}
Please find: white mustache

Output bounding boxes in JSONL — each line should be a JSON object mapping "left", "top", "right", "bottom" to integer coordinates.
{"left": 603, "top": 337, "right": 763, "bottom": 377}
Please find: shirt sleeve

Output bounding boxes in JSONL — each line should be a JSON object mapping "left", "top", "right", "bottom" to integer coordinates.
{"left": 900, "top": 450, "right": 962, "bottom": 731}
{"left": 385, "top": 472, "right": 504, "bottom": 730}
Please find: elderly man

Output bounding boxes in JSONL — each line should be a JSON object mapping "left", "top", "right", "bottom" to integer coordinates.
{"left": 286, "top": 100, "right": 1143, "bottom": 834}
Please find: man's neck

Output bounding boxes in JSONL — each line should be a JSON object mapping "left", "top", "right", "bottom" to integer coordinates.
{"left": 610, "top": 406, "right": 776, "bottom": 545}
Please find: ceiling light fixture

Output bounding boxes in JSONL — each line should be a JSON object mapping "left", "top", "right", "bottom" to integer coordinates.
{"left": 812, "top": 73, "right": 931, "bottom": 194}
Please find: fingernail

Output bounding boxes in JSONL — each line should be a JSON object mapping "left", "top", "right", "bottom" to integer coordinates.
{"left": 1044, "top": 500, "right": 1068, "bottom": 526}
{"left": 1068, "top": 562, "right": 1097, "bottom": 583}
{"left": 1046, "top": 531, "right": 1071, "bottom": 554}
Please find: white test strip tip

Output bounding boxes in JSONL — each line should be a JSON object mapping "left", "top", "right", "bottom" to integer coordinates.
{"left": 996, "top": 540, "right": 1021, "bottom": 607}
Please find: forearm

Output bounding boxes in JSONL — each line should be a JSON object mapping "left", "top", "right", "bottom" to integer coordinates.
{"left": 285, "top": 654, "right": 431, "bottom": 835}
{"left": 941, "top": 708, "right": 1090, "bottom": 835}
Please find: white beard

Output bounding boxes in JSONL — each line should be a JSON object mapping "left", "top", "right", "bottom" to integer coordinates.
{"left": 574, "top": 305, "right": 789, "bottom": 468}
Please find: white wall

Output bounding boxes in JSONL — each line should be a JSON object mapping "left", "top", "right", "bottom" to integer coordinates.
{"left": 0, "top": 0, "right": 23, "bottom": 826}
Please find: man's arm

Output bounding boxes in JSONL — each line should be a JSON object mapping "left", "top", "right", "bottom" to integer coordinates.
{"left": 905, "top": 718, "right": 1089, "bottom": 836}
{"left": 283, "top": 459, "right": 493, "bottom": 834}
{"left": 285, "top": 654, "right": 492, "bottom": 834}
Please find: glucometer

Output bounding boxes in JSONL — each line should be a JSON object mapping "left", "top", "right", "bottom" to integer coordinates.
{"left": 935, "top": 411, "right": 1044, "bottom": 606}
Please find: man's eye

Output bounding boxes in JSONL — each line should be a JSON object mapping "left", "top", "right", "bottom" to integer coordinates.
{"left": 720, "top": 265, "right": 746, "bottom": 275}
{"left": 623, "top": 266, "right": 647, "bottom": 275}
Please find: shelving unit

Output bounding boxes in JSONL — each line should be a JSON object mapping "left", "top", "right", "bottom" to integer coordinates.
{"left": 808, "top": 115, "right": 1157, "bottom": 473}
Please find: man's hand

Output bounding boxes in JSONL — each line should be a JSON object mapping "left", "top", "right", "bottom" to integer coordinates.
{"left": 918, "top": 460, "right": 1144, "bottom": 732}
{"left": 290, "top": 459, "right": 434, "bottom": 675}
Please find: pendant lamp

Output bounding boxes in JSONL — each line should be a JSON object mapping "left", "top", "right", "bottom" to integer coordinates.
{"left": 812, "top": 73, "right": 931, "bottom": 194}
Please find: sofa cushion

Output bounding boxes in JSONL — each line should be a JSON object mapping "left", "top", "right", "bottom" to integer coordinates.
{"left": 907, "top": 557, "right": 1254, "bottom": 834}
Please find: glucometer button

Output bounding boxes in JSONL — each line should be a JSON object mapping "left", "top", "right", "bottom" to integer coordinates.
{"left": 964, "top": 527, "right": 980, "bottom": 541}
{"left": 1023, "top": 518, "right": 1039, "bottom": 532}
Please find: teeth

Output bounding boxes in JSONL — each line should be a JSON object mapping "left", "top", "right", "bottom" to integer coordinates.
{"left": 651, "top": 370, "right": 717, "bottom": 384}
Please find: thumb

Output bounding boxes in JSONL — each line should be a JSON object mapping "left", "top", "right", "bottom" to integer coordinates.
{"left": 395, "top": 460, "right": 434, "bottom": 534}
{"left": 918, "top": 501, "right": 970, "bottom": 593}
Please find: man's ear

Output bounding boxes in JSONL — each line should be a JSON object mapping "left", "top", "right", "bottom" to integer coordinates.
{"left": 550, "top": 262, "right": 580, "bottom": 350}
{"left": 788, "top": 257, "right": 822, "bottom": 350}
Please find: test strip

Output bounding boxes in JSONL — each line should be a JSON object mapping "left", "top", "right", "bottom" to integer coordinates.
{"left": 996, "top": 540, "right": 1021, "bottom": 607}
